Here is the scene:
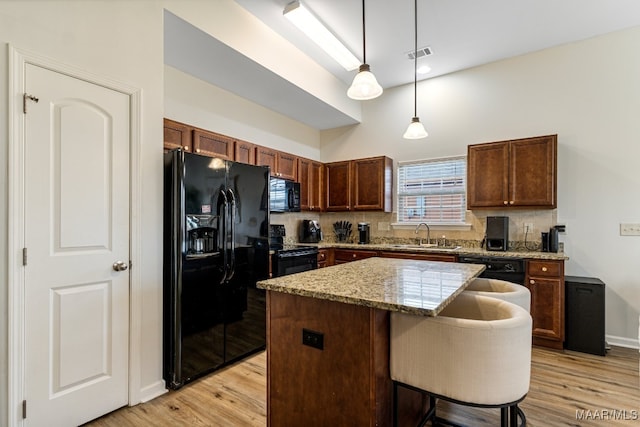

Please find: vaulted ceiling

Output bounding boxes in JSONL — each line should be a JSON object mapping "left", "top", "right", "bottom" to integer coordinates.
{"left": 165, "top": 0, "right": 640, "bottom": 129}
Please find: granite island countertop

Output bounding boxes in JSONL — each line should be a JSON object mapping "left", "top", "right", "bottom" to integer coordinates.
{"left": 257, "top": 257, "right": 485, "bottom": 316}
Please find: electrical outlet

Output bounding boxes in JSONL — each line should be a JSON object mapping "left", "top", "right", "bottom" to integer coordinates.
{"left": 620, "top": 223, "right": 640, "bottom": 236}
{"left": 302, "top": 328, "right": 324, "bottom": 350}
{"left": 524, "top": 223, "right": 534, "bottom": 233}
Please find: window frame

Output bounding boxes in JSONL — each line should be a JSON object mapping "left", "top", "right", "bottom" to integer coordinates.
{"left": 396, "top": 155, "right": 468, "bottom": 226}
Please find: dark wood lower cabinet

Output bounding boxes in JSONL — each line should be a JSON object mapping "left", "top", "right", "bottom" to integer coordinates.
{"left": 266, "top": 291, "right": 425, "bottom": 427}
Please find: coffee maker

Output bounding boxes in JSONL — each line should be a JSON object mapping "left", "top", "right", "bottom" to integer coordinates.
{"left": 299, "top": 220, "right": 322, "bottom": 243}
{"left": 358, "top": 222, "right": 370, "bottom": 244}
{"left": 486, "top": 216, "right": 509, "bottom": 251}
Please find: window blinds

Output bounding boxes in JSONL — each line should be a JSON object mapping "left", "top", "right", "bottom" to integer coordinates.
{"left": 397, "top": 156, "right": 467, "bottom": 224}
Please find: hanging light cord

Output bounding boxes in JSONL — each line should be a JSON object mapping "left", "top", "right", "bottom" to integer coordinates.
{"left": 362, "top": 0, "right": 366, "bottom": 64}
{"left": 413, "top": 0, "right": 418, "bottom": 117}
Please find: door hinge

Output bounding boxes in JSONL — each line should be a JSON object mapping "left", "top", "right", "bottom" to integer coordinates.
{"left": 23, "top": 93, "right": 39, "bottom": 114}
{"left": 22, "top": 248, "right": 27, "bottom": 266}
{"left": 22, "top": 400, "right": 27, "bottom": 419}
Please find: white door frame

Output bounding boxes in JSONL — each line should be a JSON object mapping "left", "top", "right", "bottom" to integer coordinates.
{"left": 7, "top": 45, "right": 143, "bottom": 427}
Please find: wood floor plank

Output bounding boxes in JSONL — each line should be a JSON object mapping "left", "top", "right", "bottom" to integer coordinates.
{"left": 84, "top": 346, "right": 639, "bottom": 427}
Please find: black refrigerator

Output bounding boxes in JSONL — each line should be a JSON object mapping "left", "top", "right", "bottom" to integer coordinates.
{"left": 163, "top": 149, "right": 270, "bottom": 389}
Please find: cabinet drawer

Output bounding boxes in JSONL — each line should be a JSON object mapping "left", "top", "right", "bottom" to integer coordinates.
{"left": 334, "top": 249, "right": 378, "bottom": 262}
{"left": 378, "top": 251, "right": 456, "bottom": 262}
{"left": 527, "top": 260, "right": 563, "bottom": 277}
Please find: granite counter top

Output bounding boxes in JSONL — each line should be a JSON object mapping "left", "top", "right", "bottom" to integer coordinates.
{"left": 257, "top": 257, "right": 485, "bottom": 316}
{"left": 306, "top": 242, "right": 569, "bottom": 261}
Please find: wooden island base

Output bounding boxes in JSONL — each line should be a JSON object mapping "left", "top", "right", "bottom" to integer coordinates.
{"left": 266, "top": 291, "right": 426, "bottom": 427}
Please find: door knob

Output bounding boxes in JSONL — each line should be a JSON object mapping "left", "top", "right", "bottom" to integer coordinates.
{"left": 113, "top": 261, "right": 129, "bottom": 272}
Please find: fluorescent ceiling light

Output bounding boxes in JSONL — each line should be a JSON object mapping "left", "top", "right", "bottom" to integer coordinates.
{"left": 284, "top": 1, "right": 360, "bottom": 71}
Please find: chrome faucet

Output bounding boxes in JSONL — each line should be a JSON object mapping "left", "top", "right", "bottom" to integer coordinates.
{"left": 415, "top": 222, "right": 430, "bottom": 246}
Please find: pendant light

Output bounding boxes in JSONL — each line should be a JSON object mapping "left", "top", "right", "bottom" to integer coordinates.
{"left": 403, "top": 0, "right": 428, "bottom": 139}
{"left": 347, "top": 0, "right": 383, "bottom": 100}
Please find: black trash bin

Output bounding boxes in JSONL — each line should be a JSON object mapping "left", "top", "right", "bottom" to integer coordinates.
{"left": 565, "top": 276, "right": 606, "bottom": 356}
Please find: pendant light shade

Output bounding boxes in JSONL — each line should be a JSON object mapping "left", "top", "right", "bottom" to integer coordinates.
{"left": 403, "top": 117, "right": 428, "bottom": 139}
{"left": 347, "top": 0, "right": 383, "bottom": 100}
{"left": 347, "top": 64, "right": 383, "bottom": 100}
{"left": 404, "top": 0, "right": 427, "bottom": 139}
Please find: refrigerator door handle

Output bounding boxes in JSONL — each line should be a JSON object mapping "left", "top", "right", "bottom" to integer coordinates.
{"left": 226, "top": 188, "right": 236, "bottom": 281}
{"left": 217, "top": 188, "right": 228, "bottom": 284}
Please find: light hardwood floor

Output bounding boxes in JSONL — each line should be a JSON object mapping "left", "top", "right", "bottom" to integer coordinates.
{"left": 84, "top": 346, "right": 639, "bottom": 427}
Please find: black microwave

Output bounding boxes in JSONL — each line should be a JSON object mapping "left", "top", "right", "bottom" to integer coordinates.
{"left": 269, "top": 178, "right": 301, "bottom": 212}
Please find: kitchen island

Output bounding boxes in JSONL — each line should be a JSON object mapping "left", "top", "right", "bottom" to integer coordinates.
{"left": 257, "top": 257, "right": 485, "bottom": 427}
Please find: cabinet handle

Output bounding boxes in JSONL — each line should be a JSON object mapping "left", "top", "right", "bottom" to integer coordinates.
{"left": 183, "top": 146, "right": 189, "bottom": 151}
{"left": 196, "top": 148, "right": 201, "bottom": 153}
{"left": 542, "top": 267, "right": 548, "bottom": 272}
{"left": 509, "top": 201, "right": 514, "bottom": 205}
{"left": 530, "top": 279, "right": 535, "bottom": 285}
{"left": 352, "top": 254, "right": 357, "bottom": 258}
{"left": 503, "top": 201, "right": 508, "bottom": 205}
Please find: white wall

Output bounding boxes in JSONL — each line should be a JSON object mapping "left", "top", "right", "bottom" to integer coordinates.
{"left": 0, "top": 0, "right": 165, "bottom": 419}
{"left": 322, "top": 27, "right": 640, "bottom": 346}
{"left": 165, "top": 66, "right": 322, "bottom": 160}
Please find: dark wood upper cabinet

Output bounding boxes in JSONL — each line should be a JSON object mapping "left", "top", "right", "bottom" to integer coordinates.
{"left": 352, "top": 156, "right": 393, "bottom": 212}
{"left": 256, "top": 146, "right": 297, "bottom": 180}
{"left": 298, "top": 157, "right": 324, "bottom": 211}
{"left": 235, "top": 139, "right": 256, "bottom": 165}
{"left": 325, "top": 160, "right": 352, "bottom": 211}
{"left": 163, "top": 118, "right": 192, "bottom": 152}
{"left": 192, "top": 129, "right": 234, "bottom": 159}
{"left": 326, "top": 156, "right": 393, "bottom": 212}
{"left": 467, "top": 135, "right": 557, "bottom": 209}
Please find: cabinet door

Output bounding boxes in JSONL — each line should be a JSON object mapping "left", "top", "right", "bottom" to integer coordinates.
{"left": 352, "top": 157, "right": 393, "bottom": 212}
{"left": 309, "top": 161, "right": 324, "bottom": 211}
{"left": 467, "top": 141, "right": 509, "bottom": 208}
{"left": 526, "top": 276, "right": 564, "bottom": 341}
{"left": 163, "top": 118, "right": 192, "bottom": 152}
{"left": 192, "top": 129, "right": 234, "bottom": 159}
{"left": 526, "top": 259, "right": 564, "bottom": 346}
{"left": 325, "top": 161, "right": 352, "bottom": 211}
{"left": 298, "top": 158, "right": 311, "bottom": 210}
{"left": 276, "top": 152, "right": 297, "bottom": 181}
{"left": 299, "top": 158, "right": 324, "bottom": 211}
{"left": 509, "top": 135, "right": 557, "bottom": 207}
{"left": 256, "top": 146, "right": 278, "bottom": 176}
{"left": 235, "top": 140, "right": 256, "bottom": 164}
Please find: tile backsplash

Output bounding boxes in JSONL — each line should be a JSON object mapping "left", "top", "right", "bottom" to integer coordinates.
{"left": 273, "top": 209, "right": 558, "bottom": 251}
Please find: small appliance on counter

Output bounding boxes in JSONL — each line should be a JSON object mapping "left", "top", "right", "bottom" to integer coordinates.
{"left": 358, "top": 222, "right": 370, "bottom": 244}
{"left": 541, "top": 225, "right": 563, "bottom": 252}
{"left": 299, "top": 220, "right": 322, "bottom": 243}
{"left": 486, "top": 216, "right": 509, "bottom": 251}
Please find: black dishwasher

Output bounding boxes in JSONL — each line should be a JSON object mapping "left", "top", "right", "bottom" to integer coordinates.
{"left": 458, "top": 255, "right": 525, "bottom": 285}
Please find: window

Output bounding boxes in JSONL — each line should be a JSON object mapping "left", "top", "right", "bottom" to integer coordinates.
{"left": 397, "top": 156, "right": 467, "bottom": 224}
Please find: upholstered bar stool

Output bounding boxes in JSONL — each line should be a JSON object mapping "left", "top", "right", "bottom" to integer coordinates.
{"left": 463, "top": 277, "right": 531, "bottom": 312}
{"left": 391, "top": 293, "right": 533, "bottom": 427}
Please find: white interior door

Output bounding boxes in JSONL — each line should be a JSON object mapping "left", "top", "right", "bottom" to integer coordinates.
{"left": 23, "top": 63, "right": 130, "bottom": 426}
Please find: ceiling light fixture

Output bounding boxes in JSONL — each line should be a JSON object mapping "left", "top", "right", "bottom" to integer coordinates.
{"left": 403, "top": 0, "right": 428, "bottom": 139}
{"left": 283, "top": 1, "right": 360, "bottom": 71}
{"left": 347, "top": 0, "right": 383, "bottom": 100}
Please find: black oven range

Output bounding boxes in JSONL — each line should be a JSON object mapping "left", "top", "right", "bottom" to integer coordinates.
{"left": 270, "top": 224, "right": 318, "bottom": 277}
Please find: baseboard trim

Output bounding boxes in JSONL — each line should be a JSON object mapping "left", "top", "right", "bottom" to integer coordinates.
{"left": 139, "top": 380, "right": 168, "bottom": 403}
{"left": 606, "top": 334, "right": 639, "bottom": 350}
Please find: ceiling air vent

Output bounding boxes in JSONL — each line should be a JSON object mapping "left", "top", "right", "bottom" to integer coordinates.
{"left": 407, "top": 46, "right": 433, "bottom": 60}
